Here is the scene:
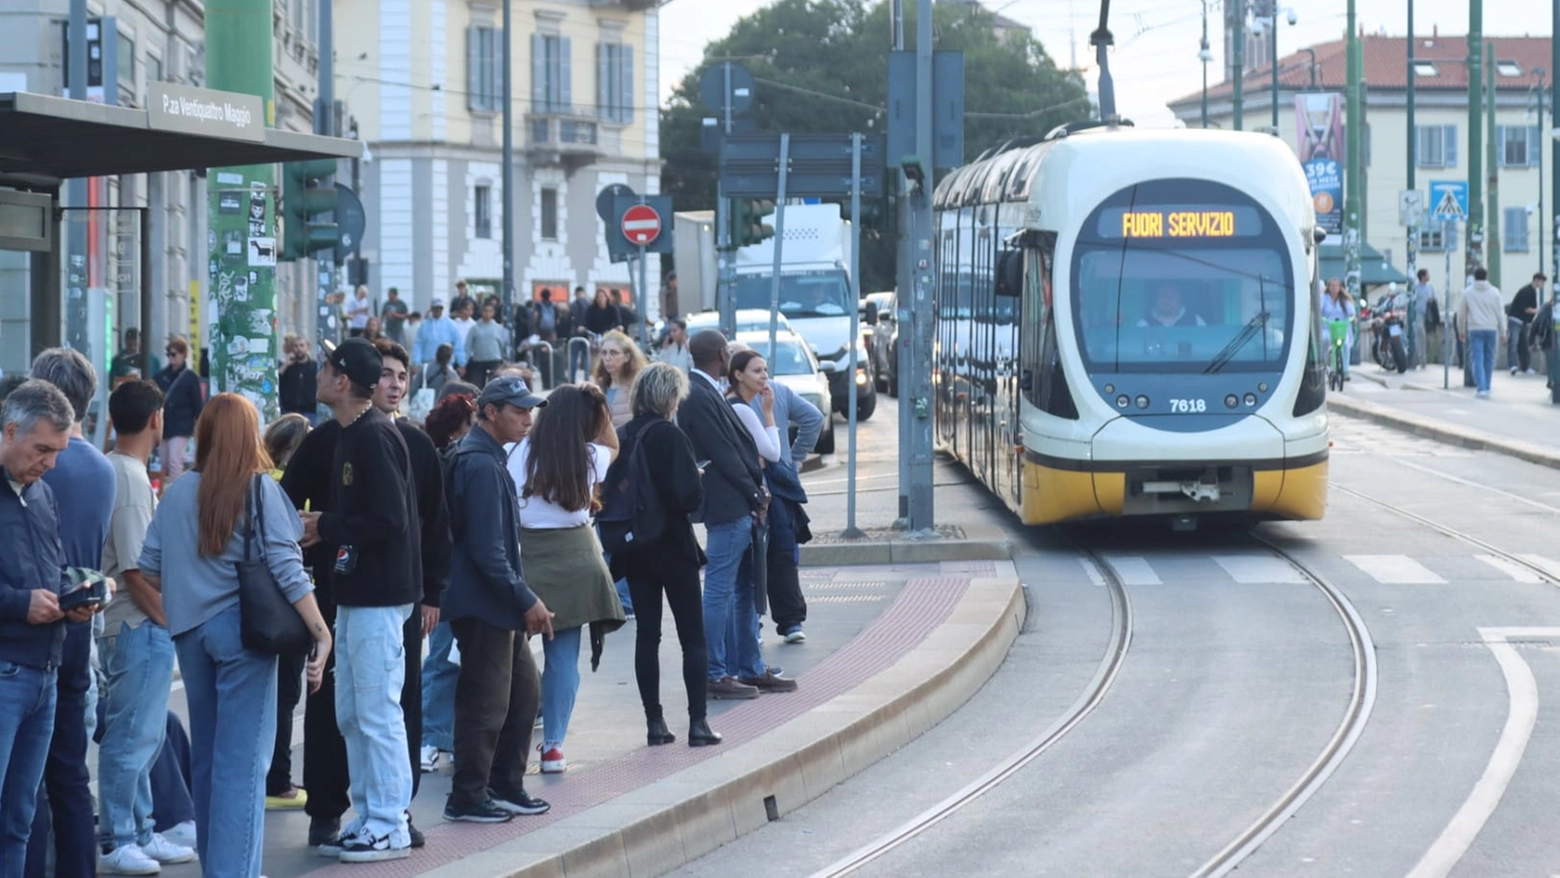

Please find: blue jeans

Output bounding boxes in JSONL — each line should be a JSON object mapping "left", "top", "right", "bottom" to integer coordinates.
{"left": 540, "top": 626, "right": 583, "bottom": 746}
{"left": 703, "top": 517, "right": 762, "bottom": 681}
{"left": 98, "top": 620, "right": 176, "bottom": 850}
{"left": 334, "top": 604, "right": 413, "bottom": 845}
{"left": 421, "top": 621, "right": 458, "bottom": 753}
{"left": 1469, "top": 329, "right": 1497, "bottom": 392}
{"left": 0, "top": 660, "right": 55, "bottom": 874}
{"left": 175, "top": 605, "right": 276, "bottom": 878}
{"left": 568, "top": 338, "right": 591, "bottom": 379}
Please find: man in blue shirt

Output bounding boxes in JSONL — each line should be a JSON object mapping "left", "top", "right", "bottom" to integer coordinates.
{"left": 413, "top": 298, "right": 467, "bottom": 373}
{"left": 0, "top": 379, "right": 87, "bottom": 875}
{"left": 27, "top": 348, "right": 117, "bottom": 878}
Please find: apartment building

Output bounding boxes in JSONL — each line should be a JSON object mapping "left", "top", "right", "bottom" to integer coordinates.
{"left": 0, "top": 0, "right": 324, "bottom": 376}
{"left": 1170, "top": 33, "right": 1553, "bottom": 300}
{"left": 335, "top": 0, "right": 662, "bottom": 317}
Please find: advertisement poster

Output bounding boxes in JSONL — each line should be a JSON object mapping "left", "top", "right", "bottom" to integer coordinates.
{"left": 1295, "top": 93, "right": 1344, "bottom": 235}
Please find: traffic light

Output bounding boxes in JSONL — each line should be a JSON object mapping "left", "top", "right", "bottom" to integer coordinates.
{"left": 730, "top": 199, "right": 776, "bottom": 247}
{"left": 281, "top": 159, "right": 339, "bottom": 261}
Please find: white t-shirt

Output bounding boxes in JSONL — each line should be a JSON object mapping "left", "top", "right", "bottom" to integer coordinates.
{"left": 506, "top": 438, "right": 612, "bottom": 529}
{"left": 451, "top": 317, "right": 476, "bottom": 350}
{"left": 348, "top": 296, "right": 371, "bottom": 329}
{"left": 731, "top": 402, "right": 782, "bottom": 463}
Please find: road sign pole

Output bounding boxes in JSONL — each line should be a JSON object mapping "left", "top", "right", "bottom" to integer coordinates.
{"left": 638, "top": 244, "right": 649, "bottom": 348}
{"left": 768, "top": 134, "right": 790, "bottom": 363}
{"left": 908, "top": 0, "right": 935, "bottom": 531}
{"left": 843, "top": 133, "right": 864, "bottom": 539}
{"left": 1445, "top": 219, "right": 1455, "bottom": 388}
{"left": 718, "top": 62, "right": 735, "bottom": 334}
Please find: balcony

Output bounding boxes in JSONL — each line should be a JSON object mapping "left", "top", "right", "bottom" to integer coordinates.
{"left": 525, "top": 112, "right": 608, "bottom": 172}
{"left": 589, "top": 0, "right": 660, "bottom": 9}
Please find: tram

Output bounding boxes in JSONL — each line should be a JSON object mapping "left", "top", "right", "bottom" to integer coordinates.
{"left": 930, "top": 125, "right": 1329, "bottom": 525}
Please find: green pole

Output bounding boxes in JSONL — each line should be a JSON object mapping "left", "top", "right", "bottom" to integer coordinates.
{"left": 205, "top": 0, "right": 278, "bottom": 418}
{"left": 1233, "top": 0, "right": 1245, "bottom": 131}
{"left": 1406, "top": 0, "right": 1418, "bottom": 363}
{"left": 1344, "top": 0, "right": 1362, "bottom": 306}
{"left": 1467, "top": 0, "right": 1484, "bottom": 278}
{"left": 1485, "top": 40, "right": 1502, "bottom": 290}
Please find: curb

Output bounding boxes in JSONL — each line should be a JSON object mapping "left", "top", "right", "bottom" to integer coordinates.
{"left": 800, "top": 538, "right": 1012, "bottom": 566}
{"left": 1327, "top": 394, "right": 1560, "bottom": 470}
{"left": 427, "top": 568, "right": 1028, "bottom": 878}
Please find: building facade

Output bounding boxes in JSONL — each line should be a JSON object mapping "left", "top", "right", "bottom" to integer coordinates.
{"left": 1170, "top": 34, "right": 1553, "bottom": 302}
{"left": 335, "top": 0, "right": 663, "bottom": 321}
{"left": 0, "top": 0, "right": 324, "bottom": 377}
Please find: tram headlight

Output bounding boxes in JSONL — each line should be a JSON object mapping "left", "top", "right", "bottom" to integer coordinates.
{"left": 1224, "top": 394, "right": 1239, "bottom": 409}
{"left": 1134, "top": 395, "right": 1150, "bottom": 409}
{"left": 1244, "top": 393, "right": 1258, "bottom": 407}
{"left": 1104, "top": 384, "right": 1115, "bottom": 394}
{"left": 1258, "top": 382, "right": 1269, "bottom": 393}
{"left": 1115, "top": 394, "right": 1130, "bottom": 409}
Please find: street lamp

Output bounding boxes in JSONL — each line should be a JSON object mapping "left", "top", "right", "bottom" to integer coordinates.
{"left": 1251, "top": 6, "right": 1299, "bottom": 131}
{"left": 1301, "top": 47, "right": 1319, "bottom": 90}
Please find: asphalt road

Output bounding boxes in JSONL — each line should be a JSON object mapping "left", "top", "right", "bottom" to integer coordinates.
{"left": 670, "top": 412, "right": 1560, "bottom": 878}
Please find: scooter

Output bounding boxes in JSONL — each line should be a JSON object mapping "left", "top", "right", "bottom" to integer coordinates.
{"left": 1363, "top": 294, "right": 1409, "bottom": 373}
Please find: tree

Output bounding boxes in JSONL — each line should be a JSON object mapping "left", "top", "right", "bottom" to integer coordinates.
{"left": 660, "top": 0, "right": 1090, "bottom": 291}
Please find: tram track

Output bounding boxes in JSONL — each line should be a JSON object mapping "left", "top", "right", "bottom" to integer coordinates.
{"left": 806, "top": 536, "right": 1135, "bottom": 878}
{"left": 810, "top": 527, "right": 1380, "bottom": 878}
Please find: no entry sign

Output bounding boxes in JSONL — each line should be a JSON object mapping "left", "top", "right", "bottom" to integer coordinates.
{"left": 620, "top": 203, "right": 662, "bottom": 246}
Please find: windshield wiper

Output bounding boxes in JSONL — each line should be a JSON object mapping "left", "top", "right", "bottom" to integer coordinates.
{"left": 1203, "top": 311, "right": 1270, "bottom": 374}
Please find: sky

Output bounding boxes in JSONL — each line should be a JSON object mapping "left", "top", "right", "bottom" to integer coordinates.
{"left": 658, "top": 0, "right": 1550, "bottom": 127}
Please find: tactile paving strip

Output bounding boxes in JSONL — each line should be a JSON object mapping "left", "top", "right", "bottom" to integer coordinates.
{"left": 307, "top": 573, "right": 972, "bottom": 876}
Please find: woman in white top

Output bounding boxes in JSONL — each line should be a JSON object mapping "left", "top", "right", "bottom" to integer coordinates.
{"left": 724, "top": 349, "right": 783, "bottom": 462}
{"left": 506, "top": 383, "right": 625, "bottom": 774}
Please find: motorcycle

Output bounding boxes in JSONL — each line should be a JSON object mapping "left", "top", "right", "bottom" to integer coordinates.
{"left": 1363, "top": 293, "right": 1410, "bottom": 373}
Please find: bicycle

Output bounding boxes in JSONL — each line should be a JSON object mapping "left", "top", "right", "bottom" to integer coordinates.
{"left": 1327, "top": 318, "right": 1351, "bottom": 392}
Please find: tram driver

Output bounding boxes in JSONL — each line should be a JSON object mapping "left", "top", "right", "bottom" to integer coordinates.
{"left": 1136, "top": 283, "right": 1208, "bottom": 328}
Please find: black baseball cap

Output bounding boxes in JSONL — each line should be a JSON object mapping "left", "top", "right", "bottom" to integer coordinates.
{"left": 325, "top": 337, "right": 383, "bottom": 389}
{"left": 477, "top": 375, "right": 547, "bottom": 410}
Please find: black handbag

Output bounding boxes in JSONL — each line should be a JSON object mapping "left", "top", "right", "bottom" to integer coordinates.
{"left": 237, "top": 474, "right": 312, "bottom": 654}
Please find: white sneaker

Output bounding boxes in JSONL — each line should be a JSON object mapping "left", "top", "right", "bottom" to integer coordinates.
{"left": 161, "top": 821, "right": 197, "bottom": 850}
{"left": 1526, "top": 368, "right": 1537, "bottom": 375}
{"left": 141, "top": 833, "right": 196, "bottom": 864}
{"left": 100, "top": 844, "right": 161, "bottom": 875}
{"left": 419, "top": 744, "right": 441, "bottom": 773}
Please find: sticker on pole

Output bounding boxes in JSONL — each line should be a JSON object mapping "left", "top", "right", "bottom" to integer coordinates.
{"left": 620, "top": 204, "right": 662, "bottom": 246}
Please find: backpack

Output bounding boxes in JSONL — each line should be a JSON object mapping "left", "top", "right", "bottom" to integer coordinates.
{"left": 598, "top": 422, "right": 669, "bottom": 554}
{"left": 1425, "top": 296, "right": 1442, "bottom": 328}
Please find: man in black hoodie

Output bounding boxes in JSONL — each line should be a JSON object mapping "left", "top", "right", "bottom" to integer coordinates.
{"left": 1507, "top": 273, "right": 1546, "bottom": 375}
{"left": 299, "top": 338, "right": 420, "bottom": 863}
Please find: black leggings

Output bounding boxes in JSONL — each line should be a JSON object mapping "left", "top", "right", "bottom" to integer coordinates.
{"left": 626, "top": 552, "right": 708, "bottom": 723}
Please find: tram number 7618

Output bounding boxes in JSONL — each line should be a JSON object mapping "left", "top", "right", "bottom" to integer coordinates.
{"left": 1169, "top": 398, "right": 1208, "bottom": 413}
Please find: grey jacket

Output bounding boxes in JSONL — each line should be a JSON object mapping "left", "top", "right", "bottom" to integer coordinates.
{"left": 140, "top": 473, "right": 313, "bottom": 637}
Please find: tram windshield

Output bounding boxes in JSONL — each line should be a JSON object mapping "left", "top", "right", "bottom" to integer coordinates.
{"left": 1070, "top": 183, "right": 1295, "bottom": 374}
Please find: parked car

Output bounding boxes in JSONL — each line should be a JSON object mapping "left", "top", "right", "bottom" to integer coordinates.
{"left": 683, "top": 309, "right": 796, "bottom": 336}
{"left": 732, "top": 329, "right": 836, "bottom": 455}
{"left": 864, "top": 292, "right": 898, "bottom": 396}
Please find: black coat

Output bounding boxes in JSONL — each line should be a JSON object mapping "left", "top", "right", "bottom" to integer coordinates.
{"left": 608, "top": 415, "right": 705, "bottom": 580}
{"left": 278, "top": 359, "right": 318, "bottom": 415}
{"left": 155, "top": 365, "right": 204, "bottom": 438}
{"left": 443, "top": 425, "right": 538, "bottom": 630}
{"left": 677, "top": 373, "right": 764, "bottom": 527}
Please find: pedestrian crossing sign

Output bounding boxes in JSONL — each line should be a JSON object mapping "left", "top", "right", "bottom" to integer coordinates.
{"left": 1430, "top": 180, "right": 1469, "bottom": 220}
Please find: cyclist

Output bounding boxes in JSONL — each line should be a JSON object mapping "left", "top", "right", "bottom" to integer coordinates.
{"left": 1319, "top": 277, "right": 1356, "bottom": 382}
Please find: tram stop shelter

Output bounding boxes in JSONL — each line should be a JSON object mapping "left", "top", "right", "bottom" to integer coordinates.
{"left": 1318, "top": 241, "right": 1414, "bottom": 292}
{"left": 0, "top": 87, "right": 361, "bottom": 355}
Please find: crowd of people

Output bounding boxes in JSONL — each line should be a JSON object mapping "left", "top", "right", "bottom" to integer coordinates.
{"left": 0, "top": 306, "right": 825, "bottom": 874}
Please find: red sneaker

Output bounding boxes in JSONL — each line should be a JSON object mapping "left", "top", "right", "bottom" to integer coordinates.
{"left": 539, "top": 745, "right": 567, "bottom": 774}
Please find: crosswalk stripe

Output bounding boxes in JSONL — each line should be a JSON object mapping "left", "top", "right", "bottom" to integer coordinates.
{"left": 1079, "top": 558, "right": 1107, "bottom": 587}
{"left": 1344, "top": 554, "right": 1447, "bottom": 584}
{"left": 1212, "top": 555, "right": 1309, "bottom": 584}
{"left": 1475, "top": 555, "right": 1546, "bottom": 584}
{"left": 1518, "top": 555, "right": 1560, "bottom": 580}
{"left": 1102, "top": 556, "right": 1162, "bottom": 586}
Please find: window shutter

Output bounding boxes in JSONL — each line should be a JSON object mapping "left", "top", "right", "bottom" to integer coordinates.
{"left": 596, "top": 43, "right": 608, "bottom": 119}
{"left": 1496, "top": 125, "right": 1508, "bottom": 166}
{"left": 531, "top": 34, "right": 546, "bottom": 112}
{"left": 559, "top": 37, "right": 572, "bottom": 113}
{"left": 1443, "top": 125, "right": 1457, "bottom": 167}
{"left": 614, "top": 44, "right": 627, "bottom": 123}
{"left": 467, "top": 26, "right": 482, "bottom": 110}
{"left": 1531, "top": 125, "right": 1542, "bottom": 167}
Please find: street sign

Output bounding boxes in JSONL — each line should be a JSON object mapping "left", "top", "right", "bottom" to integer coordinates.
{"left": 1398, "top": 189, "right": 1424, "bottom": 227}
{"left": 596, "top": 183, "right": 635, "bottom": 223}
{"left": 719, "top": 133, "right": 887, "bottom": 199}
{"left": 1430, "top": 180, "right": 1469, "bottom": 220}
{"left": 699, "top": 62, "right": 756, "bottom": 117}
{"left": 333, "top": 183, "right": 366, "bottom": 262}
{"left": 621, "top": 203, "right": 662, "bottom": 246}
{"left": 609, "top": 195, "right": 675, "bottom": 256}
